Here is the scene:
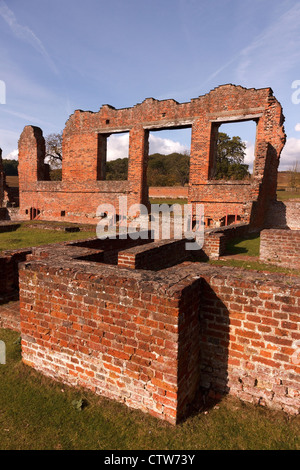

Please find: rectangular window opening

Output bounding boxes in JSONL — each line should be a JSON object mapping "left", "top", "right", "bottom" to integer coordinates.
{"left": 97, "top": 131, "right": 129, "bottom": 181}
{"left": 210, "top": 120, "right": 257, "bottom": 181}
{"left": 147, "top": 127, "right": 191, "bottom": 190}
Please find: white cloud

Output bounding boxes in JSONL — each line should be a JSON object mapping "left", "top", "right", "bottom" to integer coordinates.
{"left": 295, "top": 123, "right": 300, "bottom": 132}
{"left": 149, "top": 134, "right": 189, "bottom": 155}
{"left": 106, "top": 133, "right": 189, "bottom": 161}
{"left": 244, "top": 141, "right": 255, "bottom": 172}
{"left": 279, "top": 137, "right": 300, "bottom": 171}
{"left": 4, "top": 149, "right": 18, "bottom": 160}
{"left": 0, "top": 1, "right": 58, "bottom": 74}
{"left": 0, "top": 129, "right": 20, "bottom": 158}
{"left": 107, "top": 133, "right": 129, "bottom": 161}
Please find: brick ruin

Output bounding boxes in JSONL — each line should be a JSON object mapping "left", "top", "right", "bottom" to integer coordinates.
{"left": 18, "top": 84, "right": 286, "bottom": 228}
{"left": 0, "top": 84, "right": 299, "bottom": 423}
{"left": 16, "top": 238, "right": 300, "bottom": 424}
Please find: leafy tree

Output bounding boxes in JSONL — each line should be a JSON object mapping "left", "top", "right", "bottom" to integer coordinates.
{"left": 106, "top": 158, "right": 128, "bottom": 180}
{"left": 214, "top": 132, "right": 249, "bottom": 180}
{"left": 2, "top": 159, "right": 18, "bottom": 175}
{"left": 147, "top": 153, "right": 189, "bottom": 186}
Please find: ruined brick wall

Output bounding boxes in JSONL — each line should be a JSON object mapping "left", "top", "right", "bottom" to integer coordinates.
{"left": 265, "top": 200, "right": 300, "bottom": 230}
{"left": 17, "top": 238, "right": 300, "bottom": 422}
{"left": 18, "top": 85, "right": 285, "bottom": 228}
{"left": 260, "top": 229, "right": 300, "bottom": 270}
{"left": 19, "top": 258, "right": 201, "bottom": 425}
{"left": 198, "top": 266, "right": 300, "bottom": 415}
{"left": 149, "top": 187, "right": 188, "bottom": 199}
{"left": 118, "top": 238, "right": 189, "bottom": 270}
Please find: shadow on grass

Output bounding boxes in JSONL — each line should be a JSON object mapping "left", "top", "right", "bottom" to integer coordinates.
{"left": 224, "top": 233, "right": 260, "bottom": 256}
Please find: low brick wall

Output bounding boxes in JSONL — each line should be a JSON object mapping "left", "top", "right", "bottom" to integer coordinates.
{"left": 0, "top": 223, "right": 20, "bottom": 233}
{"left": 118, "top": 238, "right": 189, "bottom": 270}
{"left": 259, "top": 229, "right": 300, "bottom": 270}
{"left": 202, "top": 223, "right": 251, "bottom": 259}
{"left": 149, "top": 187, "right": 188, "bottom": 199}
{"left": 265, "top": 200, "right": 300, "bottom": 230}
{"left": 19, "top": 259, "right": 201, "bottom": 425}
{"left": 198, "top": 265, "right": 300, "bottom": 415}
{"left": 0, "top": 302, "right": 20, "bottom": 331}
{"left": 17, "top": 239, "right": 300, "bottom": 422}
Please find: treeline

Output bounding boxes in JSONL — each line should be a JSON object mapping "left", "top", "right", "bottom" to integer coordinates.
{"left": 2, "top": 159, "right": 18, "bottom": 175}
{"left": 106, "top": 153, "right": 190, "bottom": 186}
{"left": 2, "top": 131, "right": 251, "bottom": 185}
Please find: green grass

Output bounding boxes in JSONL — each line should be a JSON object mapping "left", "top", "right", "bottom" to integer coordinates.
{"left": 209, "top": 258, "right": 300, "bottom": 275}
{"left": 0, "top": 224, "right": 96, "bottom": 252}
{"left": 276, "top": 189, "right": 300, "bottom": 201}
{"left": 225, "top": 233, "right": 261, "bottom": 257}
{"left": 0, "top": 328, "right": 299, "bottom": 450}
{"left": 205, "top": 234, "right": 300, "bottom": 276}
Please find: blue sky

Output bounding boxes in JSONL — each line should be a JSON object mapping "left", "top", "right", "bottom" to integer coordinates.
{"left": 0, "top": 0, "right": 300, "bottom": 170}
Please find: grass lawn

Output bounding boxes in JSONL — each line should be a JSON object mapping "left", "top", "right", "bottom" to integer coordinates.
{"left": 205, "top": 233, "right": 300, "bottom": 275}
{"left": 276, "top": 190, "right": 300, "bottom": 201}
{"left": 0, "top": 328, "right": 299, "bottom": 450}
{"left": 0, "top": 224, "right": 96, "bottom": 252}
{"left": 224, "top": 233, "right": 260, "bottom": 257}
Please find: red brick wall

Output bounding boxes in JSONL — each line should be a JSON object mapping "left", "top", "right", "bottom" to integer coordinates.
{"left": 149, "top": 187, "right": 188, "bottom": 199}
{"left": 118, "top": 238, "right": 189, "bottom": 270}
{"left": 265, "top": 200, "right": 300, "bottom": 230}
{"left": 17, "top": 241, "right": 300, "bottom": 421}
{"left": 19, "top": 260, "right": 201, "bottom": 424}
{"left": 260, "top": 229, "right": 300, "bottom": 270}
{"left": 18, "top": 85, "right": 286, "bottom": 228}
{"left": 199, "top": 266, "right": 300, "bottom": 415}
{"left": 202, "top": 223, "right": 250, "bottom": 260}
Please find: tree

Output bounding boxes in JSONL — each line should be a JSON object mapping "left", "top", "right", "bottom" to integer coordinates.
{"left": 45, "top": 132, "right": 63, "bottom": 169}
{"left": 214, "top": 132, "right": 249, "bottom": 180}
{"left": 106, "top": 158, "right": 128, "bottom": 180}
{"left": 2, "top": 159, "right": 18, "bottom": 175}
{"left": 289, "top": 161, "right": 299, "bottom": 191}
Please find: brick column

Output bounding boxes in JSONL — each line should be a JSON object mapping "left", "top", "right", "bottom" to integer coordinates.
{"left": 18, "top": 126, "right": 47, "bottom": 189}
{"left": 128, "top": 126, "right": 149, "bottom": 206}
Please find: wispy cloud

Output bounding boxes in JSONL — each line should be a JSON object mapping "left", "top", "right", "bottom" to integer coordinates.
{"left": 1, "top": 108, "right": 55, "bottom": 128}
{"left": 0, "top": 0, "right": 58, "bottom": 74}
{"left": 235, "top": 3, "right": 300, "bottom": 83}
